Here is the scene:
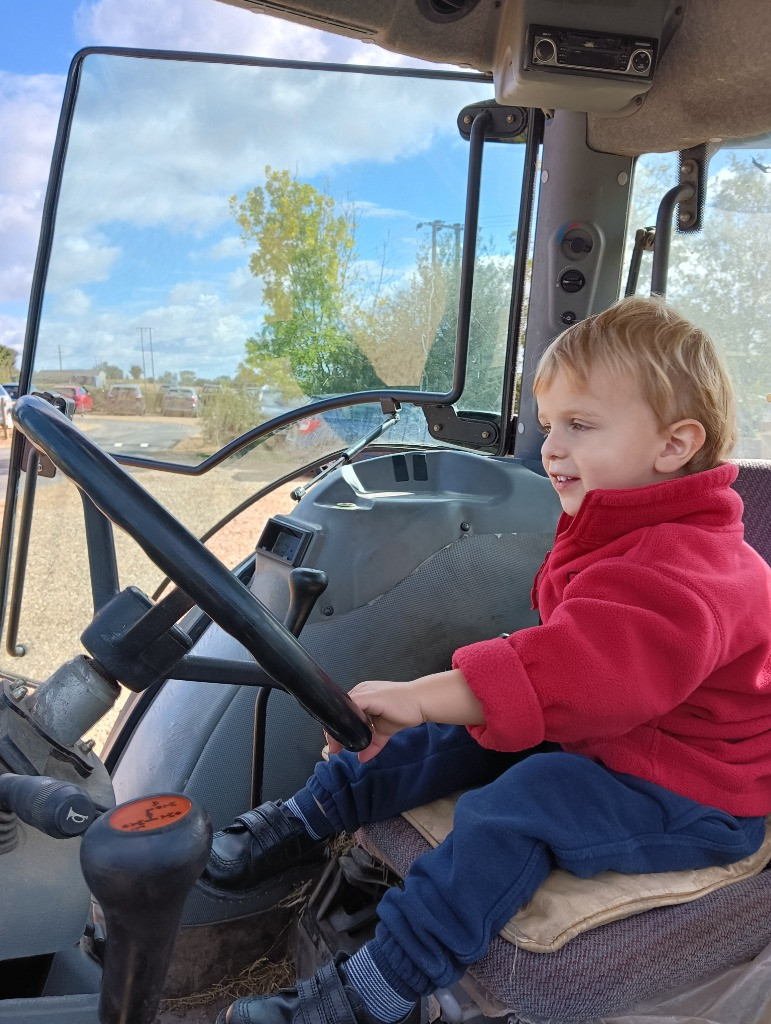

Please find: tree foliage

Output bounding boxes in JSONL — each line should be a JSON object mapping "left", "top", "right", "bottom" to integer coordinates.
{"left": 0, "top": 344, "right": 17, "bottom": 382}
{"left": 94, "top": 361, "right": 125, "bottom": 381}
{"left": 629, "top": 154, "right": 771, "bottom": 443}
{"left": 232, "top": 167, "right": 382, "bottom": 396}
{"left": 233, "top": 168, "right": 516, "bottom": 411}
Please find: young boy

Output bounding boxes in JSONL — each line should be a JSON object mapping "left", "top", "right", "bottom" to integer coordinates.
{"left": 205, "top": 296, "right": 771, "bottom": 1024}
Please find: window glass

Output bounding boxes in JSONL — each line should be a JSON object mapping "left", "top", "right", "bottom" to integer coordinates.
{"left": 31, "top": 54, "right": 528, "bottom": 465}
{"left": 626, "top": 146, "right": 771, "bottom": 458}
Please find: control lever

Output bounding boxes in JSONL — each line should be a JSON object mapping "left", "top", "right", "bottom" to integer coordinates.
{"left": 285, "top": 567, "right": 329, "bottom": 636}
{"left": 0, "top": 773, "right": 96, "bottom": 841}
{"left": 80, "top": 793, "right": 212, "bottom": 1024}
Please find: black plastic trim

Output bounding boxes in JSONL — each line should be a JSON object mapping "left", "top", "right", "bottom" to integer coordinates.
{"left": 500, "top": 109, "right": 543, "bottom": 455}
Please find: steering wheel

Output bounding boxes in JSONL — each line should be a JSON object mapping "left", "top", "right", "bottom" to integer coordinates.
{"left": 13, "top": 395, "right": 372, "bottom": 751}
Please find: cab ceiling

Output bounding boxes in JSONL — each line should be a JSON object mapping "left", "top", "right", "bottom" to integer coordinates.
{"left": 214, "top": 0, "right": 771, "bottom": 156}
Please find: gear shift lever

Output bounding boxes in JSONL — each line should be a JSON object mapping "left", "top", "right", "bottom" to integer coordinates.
{"left": 80, "top": 793, "right": 212, "bottom": 1024}
{"left": 284, "top": 566, "right": 329, "bottom": 636}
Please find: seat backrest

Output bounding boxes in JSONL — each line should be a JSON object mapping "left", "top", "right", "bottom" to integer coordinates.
{"left": 732, "top": 459, "right": 771, "bottom": 566}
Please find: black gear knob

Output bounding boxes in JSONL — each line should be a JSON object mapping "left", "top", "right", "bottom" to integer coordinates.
{"left": 80, "top": 793, "right": 212, "bottom": 1024}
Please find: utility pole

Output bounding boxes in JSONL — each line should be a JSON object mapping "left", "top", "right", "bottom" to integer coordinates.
{"left": 448, "top": 222, "right": 463, "bottom": 267}
{"left": 139, "top": 327, "right": 155, "bottom": 381}
{"left": 147, "top": 327, "right": 155, "bottom": 382}
{"left": 137, "top": 328, "right": 147, "bottom": 379}
{"left": 417, "top": 219, "right": 443, "bottom": 269}
{"left": 417, "top": 220, "right": 463, "bottom": 269}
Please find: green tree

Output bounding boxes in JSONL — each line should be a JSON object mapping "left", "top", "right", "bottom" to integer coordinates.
{"left": 232, "top": 167, "right": 382, "bottom": 396}
{"left": 95, "top": 361, "right": 125, "bottom": 380}
{"left": 0, "top": 344, "right": 17, "bottom": 382}
{"left": 129, "top": 365, "right": 142, "bottom": 380}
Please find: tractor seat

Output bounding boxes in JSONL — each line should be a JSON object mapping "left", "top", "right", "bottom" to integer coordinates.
{"left": 355, "top": 460, "right": 771, "bottom": 1023}
{"left": 357, "top": 811, "right": 771, "bottom": 1022}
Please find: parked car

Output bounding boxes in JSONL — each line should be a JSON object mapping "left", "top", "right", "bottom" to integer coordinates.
{"left": 2, "top": 383, "right": 19, "bottom": 400}
{"left": 51, "top": 385, "right": 92, "bottom": 413}
{"left": 153, "top": 383, "right": 175, "bottom": 411}
{"left": 160, "top": 386, "right": 201, "bottom": 417}
{"left": 295, "top": 400, "right": 431, "bottom": 449}
{"left": 244, "top": 384, "right": 294, "bottom": 420}
{"left": 105, "top": 384, "right": 146, "bottom": 415}
{"left": 200, "top": 383, "right": 224, "bottom": 402}
{"left": 0, "top": 384, "right": 14, "bottom": 428}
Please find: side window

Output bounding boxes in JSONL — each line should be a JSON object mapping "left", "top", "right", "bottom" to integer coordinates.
{"left": 627, "top": 148, "right": 771, "bottom": 459}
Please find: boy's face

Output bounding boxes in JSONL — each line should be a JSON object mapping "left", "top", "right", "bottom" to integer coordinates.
{"left": 537, "top": 367, "right": 678, "bottom": 516}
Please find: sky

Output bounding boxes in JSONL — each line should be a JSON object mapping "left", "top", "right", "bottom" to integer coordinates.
{"left": 1, "top": 0, "right": 479, "bottom": 381}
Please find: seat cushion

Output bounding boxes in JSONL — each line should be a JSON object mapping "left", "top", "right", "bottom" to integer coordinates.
{"left": 357, "top": 815, "right": 771, "bottom": 1022}
{"left": 400, "top": 796, "right": 771, "bottom": 952}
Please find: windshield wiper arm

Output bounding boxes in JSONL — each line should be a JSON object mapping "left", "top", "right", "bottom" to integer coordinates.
{"left": 290, "top": 412, "right": 400, "bottom": 502}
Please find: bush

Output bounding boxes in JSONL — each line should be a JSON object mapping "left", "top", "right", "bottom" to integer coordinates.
{"left": 201, "top": 390, "right": 260, "bottom": 447}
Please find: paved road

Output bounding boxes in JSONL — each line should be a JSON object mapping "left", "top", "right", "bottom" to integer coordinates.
{"left": 0, "top": 415, "right": 202, "bottom": 507}
{"left": 78, "top": 414, "right": 202, "bottom": 458}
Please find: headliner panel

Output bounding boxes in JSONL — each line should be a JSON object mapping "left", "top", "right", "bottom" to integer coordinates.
{"left": 214, "top": 0, "right": 771, "bottom": 155}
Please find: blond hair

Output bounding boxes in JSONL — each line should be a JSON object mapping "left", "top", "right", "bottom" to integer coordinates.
{"left": 533, "top": 296, "right": 736, "bottom": 473}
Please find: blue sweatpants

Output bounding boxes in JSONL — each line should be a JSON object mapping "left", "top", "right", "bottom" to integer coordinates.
{"left": 303, "top": 724, "right": 765, "bottom": 999}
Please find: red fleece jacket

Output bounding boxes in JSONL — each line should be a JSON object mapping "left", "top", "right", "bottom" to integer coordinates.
{"left": 453, "top": 463, "right": 771, "bottom": 817}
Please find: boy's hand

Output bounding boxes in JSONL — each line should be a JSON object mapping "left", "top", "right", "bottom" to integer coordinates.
{"left": 326, "top": 669, "right": 485, "bottom": 763}
{"left": 327, "top": 680, "right": 424, "bottom": 763}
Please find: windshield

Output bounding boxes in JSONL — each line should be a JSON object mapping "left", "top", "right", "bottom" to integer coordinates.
{"left": 28, "top": 53, "right": 528, "bottom": 465}
{"left": 4, "top": 53, "right": 530, "bottom": 685}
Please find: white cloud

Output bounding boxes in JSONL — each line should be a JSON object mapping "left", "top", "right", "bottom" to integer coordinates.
{"left": 0, "top": 314, "right": 25, "bottom": 361}
{"left": 227, "top": 265, "right": 264, "bottom": 304}
{"left": 52, "top": 288, "right": 92, "bottom": 317}
{"left": 45, "top": 233, "right": 122, "bottom": 290}
{"left": 0, "top": 73, "right": 64, "bottom": 192}
{"left": 352, "top": 200, "right": 420, "bottom": 221}
{"left": 0, "top": 73, "right": 65, "bottom": 305}
{"left": 50, "top": 57, "right": 466, "bottom": 243}
{"left": 205, "top": 235, "right": 244, "bottom": 260}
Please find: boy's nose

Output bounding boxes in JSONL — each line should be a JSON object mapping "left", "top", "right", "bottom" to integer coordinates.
{"left": 541, "top": 432, "right": 565, "bottom": 460}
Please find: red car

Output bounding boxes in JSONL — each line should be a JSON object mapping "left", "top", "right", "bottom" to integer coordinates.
{"left": 53, "top": 385, "right": 93, "bottom": 413}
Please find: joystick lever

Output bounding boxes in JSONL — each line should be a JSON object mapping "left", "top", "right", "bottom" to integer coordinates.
{"left": 80, "top": 793, "right": 212, "bottom": 1024}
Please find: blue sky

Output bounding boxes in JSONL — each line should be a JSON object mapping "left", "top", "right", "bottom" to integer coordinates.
{"left": 0, "top": 0, "right": 431, "bottom": 374}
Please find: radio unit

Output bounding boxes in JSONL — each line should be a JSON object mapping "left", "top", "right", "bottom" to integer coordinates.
{"left": 527, "top": 25, "right": 656, "bottom": 80}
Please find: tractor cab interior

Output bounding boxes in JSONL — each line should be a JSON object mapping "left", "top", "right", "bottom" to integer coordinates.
{"left": 0, "top": 1, "right": 769, "bottom": 1022}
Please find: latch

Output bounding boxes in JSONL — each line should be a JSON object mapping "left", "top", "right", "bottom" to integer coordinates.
{"left": 422, "top": 405, "right": 499, "bottom": 447}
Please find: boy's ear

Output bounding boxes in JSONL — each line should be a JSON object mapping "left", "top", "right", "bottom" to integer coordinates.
{"left": 655, "top": 419, "right": 706, "bottom": 472}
